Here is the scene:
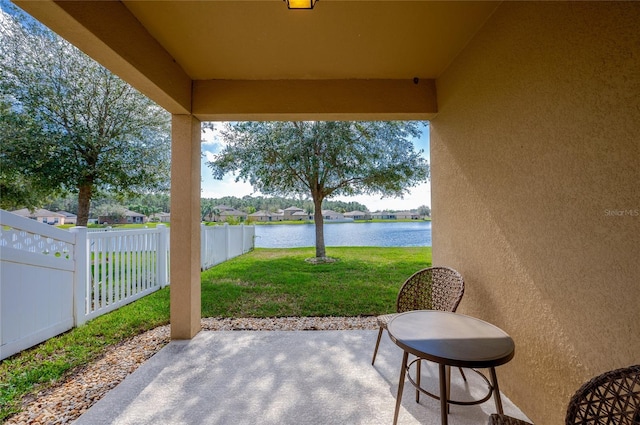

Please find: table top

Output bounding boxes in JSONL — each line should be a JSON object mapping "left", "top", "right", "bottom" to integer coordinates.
{"left": 387, "top": 310, "right": 515, "bottom": 368}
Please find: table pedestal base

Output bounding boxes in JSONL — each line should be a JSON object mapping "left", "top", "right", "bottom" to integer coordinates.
{"left": 392, "top": 355, "right": 506, "bottom": 425}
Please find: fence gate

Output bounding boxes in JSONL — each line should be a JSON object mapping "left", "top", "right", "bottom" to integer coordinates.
{"left": 0, "top": 211, "right": 80, "bottom": 360}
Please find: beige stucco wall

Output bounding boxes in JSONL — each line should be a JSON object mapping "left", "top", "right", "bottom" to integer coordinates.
{"left": 430, "top": 2, "right": 640, "bottom": 423}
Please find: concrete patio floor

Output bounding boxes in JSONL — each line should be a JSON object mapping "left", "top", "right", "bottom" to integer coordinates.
{"left": 73, "top": 330, "right": 530, "bottom": 425}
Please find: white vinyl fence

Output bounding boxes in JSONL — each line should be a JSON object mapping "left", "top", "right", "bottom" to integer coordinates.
{"left": 1, "top": 210, "right": 254, "bottom": 360}
{"left": 201, "top": 223, "right": 255, "bottom": 270}
{"left": 85, "top": 226, "right": 169, "bottom": 322}
{"left": 1, "top": 210, "right": 84, "bottom": 360}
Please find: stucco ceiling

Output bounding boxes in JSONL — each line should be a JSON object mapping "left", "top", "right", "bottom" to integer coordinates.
{"left": 13, "top": 0, "right": 501, "bottom": 120}
{"left": 121, "top": 1, "right": 499, "bottom": 81}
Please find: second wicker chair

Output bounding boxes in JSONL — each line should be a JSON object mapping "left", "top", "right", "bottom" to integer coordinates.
{"left": 488, "top": 364, "right": 640, "bottom": 425}
{"left": 371, "top": 266, "right": 465, "bottom": 365}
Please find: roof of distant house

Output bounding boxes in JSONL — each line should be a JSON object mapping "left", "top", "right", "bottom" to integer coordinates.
{"left": 56, "top": 210, "right": 77, "bottom": 218}
{"left": 249, "top": 210, "right": 278, "bottom": 217}
{"left": 220, "top": 209, "right": 247, "bottom": 216}
{"left": 11, "top": 208, "right": 65, "bottom": 218}
{"left": 344, "top": 210, "right": 368, "bottom": 216}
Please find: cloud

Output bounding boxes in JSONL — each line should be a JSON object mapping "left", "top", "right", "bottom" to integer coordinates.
{"left": 201, "top": 174, "right": 258, "bottom": 199}
{"left": 201, "top": 127, "right": 224, "bottom": 159}
{"left": 202, "top": 150, "right": 217, "bottom": 162}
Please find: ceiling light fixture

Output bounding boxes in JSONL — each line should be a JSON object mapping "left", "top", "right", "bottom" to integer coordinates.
{"left": 284, "top": 0, "right": 318, "bottom": 10}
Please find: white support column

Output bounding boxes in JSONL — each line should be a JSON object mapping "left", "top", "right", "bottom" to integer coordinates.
{"left": 170, "top": 115, "right": 201, "bottom": 339}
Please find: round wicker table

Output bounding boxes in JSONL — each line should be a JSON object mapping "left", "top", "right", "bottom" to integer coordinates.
{"left": 388, "top": 310, "right": 515, "bottom": 425}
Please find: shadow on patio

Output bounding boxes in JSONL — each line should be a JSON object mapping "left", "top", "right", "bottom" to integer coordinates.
{"left": 74, "top": 330, "right": 529, "bottom": 425}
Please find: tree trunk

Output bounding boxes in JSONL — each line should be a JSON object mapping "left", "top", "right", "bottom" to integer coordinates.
{"left": 76, "top": 183, "right": 93, "bottom": 226}
{"left": 313, "top": 196, "right": 326, "bottom": 258}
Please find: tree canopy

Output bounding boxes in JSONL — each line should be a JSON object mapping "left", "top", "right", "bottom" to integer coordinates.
{"left": 0, "top": 5, "right": 170, "bottom": 225}
{"left": 208, "top": 121, "right": 429, "bottom": 258}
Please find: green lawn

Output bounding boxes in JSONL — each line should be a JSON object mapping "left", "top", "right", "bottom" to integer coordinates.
{"left": 202, "top": 247, "right": 431, "bottom": 317}
{"left": 0, "top": 246, "right": 430, "bottom": 421}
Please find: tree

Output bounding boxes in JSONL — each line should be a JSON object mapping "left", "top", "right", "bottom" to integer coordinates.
{"left": 0, "top": 97, "right": 57, "bottom": 210}
{"left": 417, "top": 204, "right": 431, "bottom": 218}
{"left": 0, "top": 6, "right": 170, "bottom": 225}
{"left": 128, "top": 203, "right": 160, "bottom": 219}
{"left": 94, "top": 203, "right": 127, "bottom": 223}
{"left": 208, "top": 121, "right": 429, "bottom": 259}
{"left": 201, "top": 198, "right": 216, "bottom": 221}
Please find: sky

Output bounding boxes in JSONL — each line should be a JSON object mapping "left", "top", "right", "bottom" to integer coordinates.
{"left": 200, "top": 123, "right": 431, "bottom": 212}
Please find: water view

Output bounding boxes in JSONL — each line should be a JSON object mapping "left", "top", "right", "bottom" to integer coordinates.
{"left": 254, "top": 221, "right": 431, "bottom": 248}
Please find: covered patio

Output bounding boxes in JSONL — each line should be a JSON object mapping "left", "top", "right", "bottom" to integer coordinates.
{"left": 73, "top": 329, "right": 528, "bottom": 424}
{"left": 13, "top": 1, "right": 640, "bottom": 423}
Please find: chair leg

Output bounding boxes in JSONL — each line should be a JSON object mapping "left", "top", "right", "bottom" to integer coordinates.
{"left": 372, "top": 326, "right": 384, "bottom": 365}
{"left": 416, "top": 358, "right": 421, "bottom": 403}
{"left": 446, "top": 365, "right": 452, "bottom": 414}
{"left": 458, "top": 367, "right": 467, "bottom": 382}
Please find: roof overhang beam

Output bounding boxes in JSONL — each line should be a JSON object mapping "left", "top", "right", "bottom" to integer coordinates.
{"left": 193, "top": 79, "right": 437, "bottom": 121}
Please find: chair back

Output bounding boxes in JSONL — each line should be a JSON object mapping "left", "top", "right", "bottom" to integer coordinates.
{"left": 565, "top": 364, "right": 640, "bottom": 424}
{"left": 396, "top": 266, "right": 464, "bottom": 314}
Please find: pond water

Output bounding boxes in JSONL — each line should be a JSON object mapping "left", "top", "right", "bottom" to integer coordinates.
{"left": 254, "top": 221, "right": 431, "bottom": 248}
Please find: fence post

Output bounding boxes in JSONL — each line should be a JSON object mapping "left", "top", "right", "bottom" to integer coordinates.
{"left": 225, "top": 223, "right": 231, "bottom": 262}
{"left": 70, "top": 226, "right": 88, "bottom": 326}
{"left": 241, "top": 224, "right": 245, "bottom": 253}
{"left": 157, "top": 224, "right": 168, "bottom": 288}
{"left": 200, "top": 223, "right": 206, "bottom": 270}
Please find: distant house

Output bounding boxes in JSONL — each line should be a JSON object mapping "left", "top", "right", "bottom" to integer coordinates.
{"left": 282, "top": 206, "right": 311, "bottom": 221}
{"left": 292, "top": 211, "right": 312, "bottom": 220}
{"left": 371, "top": 211, "right": 397, "bottom": 220}
{"left": 202, "top": 204, "right": 229, "bottom": 221}
{"left": 98, "top": 209, "right": 146, "bottom": 225}
{"left": 283, "top": 206, "right": 302, "bottom": 220}
{"left": 57, "top": 211, "right": 77, "bottom": 225}
{"left": 344, "top": 210, "right": 370, "bottom": 220}
{"left": 204, "top": 205, "right": 247, "bottom": 222}
{"left": 219, "top": 209, "right": 247, "bottom": 222}
{"left": 248, "top": 210, "right": 283, "bottom": 222}
{"left": 216, "top": 205, "right": 247, "bottom": 222}
{"left": 321, "top": 209, "right": 344, "bottom": 220}
{"left": 395, "top": 211, "right": 421, "bottom": 220}
{"left": 10, "top": 208, "right": 67, "bottom": 225}
{"left": 150, "top": 212, "right": 171, "bottom": 223}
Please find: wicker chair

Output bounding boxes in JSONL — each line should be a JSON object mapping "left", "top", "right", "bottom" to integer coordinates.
{"left": 371, "top": 266, "right": 465, "bottom": 365}
{"left": 488, "top": 364, "right": 640, "bottom": 425}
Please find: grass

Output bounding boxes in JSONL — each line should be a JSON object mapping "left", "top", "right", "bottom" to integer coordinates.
{"left": 202, "top": 247, "right": 431, "bottom": 317}
{"left": 0, "top": 246, "right": 430, "bottom": 421}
